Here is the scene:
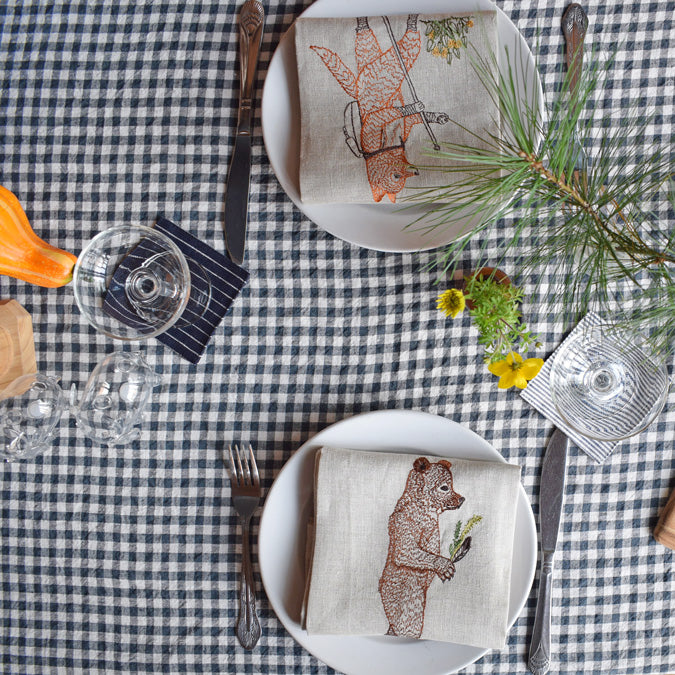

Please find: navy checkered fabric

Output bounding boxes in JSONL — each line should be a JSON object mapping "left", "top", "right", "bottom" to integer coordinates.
{"left": 0, "top": 1, "right": 673, "bottom": 674}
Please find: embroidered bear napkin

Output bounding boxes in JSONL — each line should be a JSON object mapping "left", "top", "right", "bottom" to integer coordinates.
{"left": 103, "top": 217, "right": 249, "bottom": 364}
{"left": 295, "top": 12, "right": 499, "bottom": 204}
{"left": 302, "top": 447, "right": 522, "bottom": 649}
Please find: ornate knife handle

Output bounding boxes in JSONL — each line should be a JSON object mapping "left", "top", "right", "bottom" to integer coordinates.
{"left": 237, "top": 0, "right": 264, "bottom": 134}
{"left": 237, "top": 517, "right": 262, "bottom": 650}
{"left": 528, "top": 551, "right": 555, "bottom": 675}
{"left": 562, "top": 3, "right": 588, "bottom": 98}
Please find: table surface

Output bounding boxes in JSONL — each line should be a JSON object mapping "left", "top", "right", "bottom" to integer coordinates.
{"left": 1, "top": 0, "right": 673, "bottom": 673}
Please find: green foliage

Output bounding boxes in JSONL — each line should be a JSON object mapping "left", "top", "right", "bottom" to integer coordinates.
{"left": 449, "top": 514, "right": 483, "bottom": 560}
{"left": 464, "top": 273, "right": 540, "bottom": 363}
{"left": 421, "top": 17, "right": 473, "bottom": 65}
{"left": 411, "top": 42, "right": 674, "bottom": 352}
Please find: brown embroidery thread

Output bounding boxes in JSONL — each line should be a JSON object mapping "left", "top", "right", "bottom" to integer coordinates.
{"left": 378, "top": 457, "right": 465, "bottom": 638}
{"left": 310, "top": 15, "right": 449, "bottom": 203}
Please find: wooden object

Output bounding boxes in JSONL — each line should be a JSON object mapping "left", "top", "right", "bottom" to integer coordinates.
{"left": 654, "top": 487, "right": 675, "bottom": 551}
{"left": 0, "top": 299, "right": 37, "bottom": 393}
{"left": 562, "top": 4, "right": 588, "bottom": 101}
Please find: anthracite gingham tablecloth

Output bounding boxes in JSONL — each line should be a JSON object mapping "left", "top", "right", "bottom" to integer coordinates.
{"left": 0, "top": 1, "right": 673, "bottom": 673}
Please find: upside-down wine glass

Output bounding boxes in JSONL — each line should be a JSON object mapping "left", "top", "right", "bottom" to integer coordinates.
{"left": 550, "top": 322, "right": 670, "bottom": 441}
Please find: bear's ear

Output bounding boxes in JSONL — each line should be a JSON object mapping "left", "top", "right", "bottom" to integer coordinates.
{"left": 438, "top": 460, "right": 453, "bottom": 470}
{"left": 413, "top": 457, "right": 430, "bottom": 473}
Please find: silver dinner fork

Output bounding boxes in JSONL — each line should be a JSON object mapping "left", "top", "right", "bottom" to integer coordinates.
{"left": 228, "top": 443, "right": 262, "bottom": 649}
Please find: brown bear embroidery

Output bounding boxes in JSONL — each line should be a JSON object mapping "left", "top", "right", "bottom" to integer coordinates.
{"left": 378, "top": 457, "right": 465, "bottom": 638}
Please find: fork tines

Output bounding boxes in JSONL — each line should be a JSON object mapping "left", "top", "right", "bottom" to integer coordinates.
{"left": 228, "top": 443, "right": 260, "bottom": 487}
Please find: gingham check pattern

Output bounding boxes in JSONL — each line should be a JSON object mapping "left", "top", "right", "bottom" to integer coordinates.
{"left": 0, "top": 1, "right": 673, "bottom": 674}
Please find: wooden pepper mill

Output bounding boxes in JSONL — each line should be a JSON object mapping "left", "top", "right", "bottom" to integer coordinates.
{"left": 654, "top": 488, "right": 675, "bottom": 551}
{"left": 0, "top": 299, "right": 37, "bottom": 395}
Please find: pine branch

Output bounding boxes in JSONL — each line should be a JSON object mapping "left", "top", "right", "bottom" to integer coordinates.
{"left": 411, "top": 44, "right": 674, "bottom": 350}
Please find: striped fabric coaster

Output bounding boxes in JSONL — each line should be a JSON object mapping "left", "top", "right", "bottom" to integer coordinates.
{"left": 520, "top": 313, "right": 618, "bottom": 463}
{"left": 103, "top": 217, "right": 249, "bottom": 363}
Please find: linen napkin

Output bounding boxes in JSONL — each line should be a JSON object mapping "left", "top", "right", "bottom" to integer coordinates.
{"left": 295, "top": 12, "right": 499, "bottom": 204}
{"left": 103, "top": 217, "right": 249, "bottom": 364}
{"left": 520, "top": 313, "right": 616, "bottom": 463}
{"left": 302, "top": 447, "right": 521, "bottom": 649}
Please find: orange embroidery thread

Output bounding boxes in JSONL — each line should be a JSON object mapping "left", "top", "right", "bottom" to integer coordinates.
{"left": 310, "top": 15, "right": 449, "bottom": 203}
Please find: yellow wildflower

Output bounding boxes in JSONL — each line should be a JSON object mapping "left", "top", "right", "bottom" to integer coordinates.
{"left": 467, "top": 19, "right": 474, "bottom": 27}
{"left": 437, "top": 289, "right": 466, "bottom": 319}
{"left": 441, "top": 47, "right": 448, "bottom": 58}
{"left": 432, "top": 46, "right": 441, "bottom": 57}
{"left": 429, "top": 29, "right": 435, "bottom": 39}
{"left": 488, "top": 352, "right": 544, "bottom": 390}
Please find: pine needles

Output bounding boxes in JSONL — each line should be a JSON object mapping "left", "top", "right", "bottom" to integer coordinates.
{"left": 411, "top": 42, "right": 674, "bottom": 351}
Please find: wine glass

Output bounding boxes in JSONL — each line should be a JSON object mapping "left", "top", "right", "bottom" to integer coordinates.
{"left": 550, "top": 322, "right": 670, "bottom": 441}
{"left": 72, "top": 225, "right": 211, "bottom": 340}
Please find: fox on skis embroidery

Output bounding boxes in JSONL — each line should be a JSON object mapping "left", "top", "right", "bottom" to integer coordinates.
{"left": 310, "top": 14, "right": 449, "bottom": 203}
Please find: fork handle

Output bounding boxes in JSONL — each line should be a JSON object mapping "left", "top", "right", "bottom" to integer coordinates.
{"left": 237, "top": 519, "right": 262, "bottom": 649}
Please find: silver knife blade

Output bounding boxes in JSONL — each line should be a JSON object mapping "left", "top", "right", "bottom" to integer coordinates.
{"left": 528, "top": 427, "right": 569, "bottom": 675}
{"left": 224, "top": 134, "right": 252, "bottom": 265}
{"left": 539, "top": 427, "right": 569, "bottom": 552}
{"left": 224, "top": 0, "right": 264, "bottom": 266}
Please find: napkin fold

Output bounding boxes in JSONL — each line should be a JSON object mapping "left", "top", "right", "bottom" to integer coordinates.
{"left": 295, "top": 12, "right": 499, "bottom": 204}
{"left": 520, "top": 313, "right": 616, "bottom": 463}
{"left": 302, "top": 447, "right": 521, "bottom": 649}
{"left": 103, "top": 217, "right": 249, "bottom": 364}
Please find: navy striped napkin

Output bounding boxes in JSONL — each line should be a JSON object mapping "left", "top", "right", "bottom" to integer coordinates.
{"left": 103, "top": 217, "right": 249, "bottom": 364}
{"left": 520, "top": 313, "right": 618, "bottom": 463}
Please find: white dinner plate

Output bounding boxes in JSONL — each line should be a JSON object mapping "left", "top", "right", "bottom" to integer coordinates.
{"left": 258, "top": 409, "right": 537, "bottom": 675}
{"left": 261, "top": 0, "right": 543, "bottom": 253}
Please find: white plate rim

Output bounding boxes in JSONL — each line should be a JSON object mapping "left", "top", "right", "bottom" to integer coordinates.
{"left": 261, "top": 0, "right": 544, "bottom": 253}
{"left": 258, "top": 409, "right": 537, "bottom": 675}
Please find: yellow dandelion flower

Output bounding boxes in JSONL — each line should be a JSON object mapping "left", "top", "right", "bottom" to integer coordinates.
{"left": 437, "top": 289, "right": 466, "bottom": 319}
{"left": 467, "top": 19, "right": 474, "bottom": 27}
{"left": 432, "top": 46, "right": 441, "bottom": 57}
{"left": 441, "top": 47, "right": 448, "bottom": 58}
{"left": 487, "top": 352, "right": 544, "bottom": 390}
{"left": 429, "top": 29, "right": 435, "bottom": 39}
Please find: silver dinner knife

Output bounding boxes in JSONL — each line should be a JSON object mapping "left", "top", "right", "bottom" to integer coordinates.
{"left": 223, "top": 0, "right": 264, "bottom": 265}
{"left": 528, "top": 427, "right": 569, "bottom": 675}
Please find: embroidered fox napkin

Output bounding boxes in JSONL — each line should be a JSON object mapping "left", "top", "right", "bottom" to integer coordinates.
{"left": 295, "top": 12, "right": 499, "bottom": 204}
{"left": 302, "top": 447, "right": 522, "bottom": 648}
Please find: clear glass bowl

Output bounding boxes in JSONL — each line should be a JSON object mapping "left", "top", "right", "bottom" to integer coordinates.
{"left": 550, "top": 323, "right": 670, "bottom": 441}
{"left": 73, "top": 225, "right": 208, "bottom": 340}
{"left": 72, "top": 351, "right": 162, "bottom": 446}
{"left": 0, "top": 374, "right": 66, "bottom": 461}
